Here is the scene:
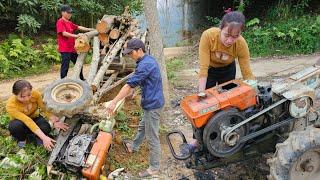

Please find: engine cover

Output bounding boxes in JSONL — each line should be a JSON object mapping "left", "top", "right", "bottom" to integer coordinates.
{"left": 63, "top": 134, "right": 93, "bottom": 172}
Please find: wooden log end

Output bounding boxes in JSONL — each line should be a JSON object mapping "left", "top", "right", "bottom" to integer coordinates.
{"left": 109, "top": 29, "right": 120, "bottom": 40}
{"left": 98, "top": 33, "right": 109, "bottom": 46}
{"left": 96, "top": 20, "right": 108, "bottom": 34}
{"left": 75, "top": 35, "right": 90, "bottom": 53}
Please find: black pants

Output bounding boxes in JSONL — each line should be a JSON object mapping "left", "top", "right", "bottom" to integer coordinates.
{"left": 8, "top": 116, "right": 51, "bottom": 141}
{"left": 206, "top": 61, "right": 236, "bottom": 89}
{"left": 60, "top": 52, "right": 84, "bottom": 80}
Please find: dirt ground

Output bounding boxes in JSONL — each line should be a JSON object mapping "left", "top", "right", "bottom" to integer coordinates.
{"left": 0, "top": 48, "right": 319, "bottom": 179}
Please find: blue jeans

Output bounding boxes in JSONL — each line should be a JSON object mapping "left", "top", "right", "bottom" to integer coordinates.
{"left": 60, "top": 52, "right": 84, "bottom": 80}
{"left": 132, "top": 108, "right": 162, "bottom": 171}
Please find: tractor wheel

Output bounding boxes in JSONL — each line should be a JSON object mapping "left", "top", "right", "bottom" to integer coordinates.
{"left": 43, "top": 78, "right": 93, "bottom": 117}
{"left": 203, "top": 108, "right": 247, "bottom": 158}
{"left": 268, "top": 127, "right": 320, "bottom": 180}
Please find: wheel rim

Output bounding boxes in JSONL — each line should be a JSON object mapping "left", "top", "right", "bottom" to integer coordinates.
{"left": 51, "top": 82, "right": 84, "bottom": 104}
{"left": 289, "top": 147, "right": 320, "bottom": 180}
{"left": 205, "top": 112, "right": 246, "bottom": 157}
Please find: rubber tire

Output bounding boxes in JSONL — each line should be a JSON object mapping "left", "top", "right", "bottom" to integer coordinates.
{"left": 203, "top": 108, "right": 246, "bottom": 158}
{"left": 43, "top": 78, "right": 93, "bottom": 117}
{"left": 267, "top": 127, "right": 320, "bottom": 180}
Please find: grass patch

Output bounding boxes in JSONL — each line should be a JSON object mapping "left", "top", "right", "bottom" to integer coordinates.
{"left": 175, "top": 39, "right": 193, "bottom": 47}
{"left": 0, "top": 62, "right": 54, "bottom": 81}
{"left": 166, "top": 57, "right": 185, "bottom": 81}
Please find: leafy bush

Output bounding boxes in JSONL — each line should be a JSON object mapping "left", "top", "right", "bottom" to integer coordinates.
{"left": 0, "top": 38, "right": 40, "bottom": 72}
{"left": 0, "top": 0, "right": 143, "bottom": 35}
{"left": 0, "top": 136, "right": 49, "bottom": 180}
{"left": 0, "top": 36, "right": 62, "bottom": 79}
{"left": 41, "top": 38, "right": 60, "bottom": 64}
{"left": 115, "top": 111, "right": 131, "bottom": 134}
{"left": 16, "top": 14, "right": 41, "bottom": 36}
{"left": 243, "top": 15, "right": 320, "bottom": 57}
{"left": 0, "top": 114, "right": 10, "bottom": 129}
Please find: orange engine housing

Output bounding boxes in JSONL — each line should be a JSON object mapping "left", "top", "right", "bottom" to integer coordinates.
{"left": 82, "top": 131, "right": 112, "bottom": 180}
{"left": 181, "top": 79, "right": 257, "bottom": 128}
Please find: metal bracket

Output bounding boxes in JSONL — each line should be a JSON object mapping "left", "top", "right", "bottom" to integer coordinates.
{"left": 166, "top": 130, "right": 192, "bottom": 160}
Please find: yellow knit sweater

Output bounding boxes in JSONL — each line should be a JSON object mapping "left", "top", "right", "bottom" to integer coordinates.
{"left": 6, "top": 90, "right": 52, "bottom": 133}
{"left": 198, "top": 27, "right": 255, "bottom": 80}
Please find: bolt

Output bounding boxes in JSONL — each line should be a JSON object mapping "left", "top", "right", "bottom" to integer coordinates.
{"left": 306, "top": 165, "right": 314, "bottom": 172}
{"left": 300, "top": 159, "right": 314, "bottom": 172}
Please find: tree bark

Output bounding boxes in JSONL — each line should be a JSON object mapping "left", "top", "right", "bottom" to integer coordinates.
{"left": 143, "top": 0, "right": 170, "bottom": 108}
{"left": 84, "top": 30, "right": 99, "bottom": 39}
{"left": 91, "top": 28, "right": 133, "bottom": 91}
{"left": 100, "top": 71, "right": 119, "bottom": 90}
{"left": 87, "top": 37, "right": 100, "bottom": 84}
{"left": 140, "top": 30, "right": 147, "bottom": 43}
{"left": 71, "top": 53, "right": 87, "bottom": 79}
{"left": 93, "top": 72, "right": 133, "bottom": 104}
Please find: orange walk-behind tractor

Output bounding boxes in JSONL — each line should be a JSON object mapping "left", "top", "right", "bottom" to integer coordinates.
{"left": 167, "top": 65, "right": 320, "bottom": 171}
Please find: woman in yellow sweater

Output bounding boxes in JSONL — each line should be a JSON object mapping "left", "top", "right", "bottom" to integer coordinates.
{"left": 6, "top": 80, "right": 68, "bottom": 150}
{"left": 182, "top": 11, "right": 256, "bottom": 153}
{"left": 198, "top": 11, "right": 255, "bottom": 91}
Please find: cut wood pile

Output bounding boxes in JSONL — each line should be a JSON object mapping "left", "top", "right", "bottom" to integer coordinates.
{"left": 73, "top": 6, "right": 147, "bottom": 104}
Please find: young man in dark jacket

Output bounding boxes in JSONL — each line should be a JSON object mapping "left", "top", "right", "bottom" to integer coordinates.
{"left": 106, "top": 38, "right": 164, "bottom": 178}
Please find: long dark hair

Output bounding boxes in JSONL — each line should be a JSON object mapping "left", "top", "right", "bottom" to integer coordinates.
{"left": 12, "top": 80, "right": 32, "bottom": 95}
{"left": 220, "top": 11, "right": 245, "bottom": 33}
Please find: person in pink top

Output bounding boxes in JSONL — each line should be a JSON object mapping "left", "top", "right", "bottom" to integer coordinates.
{"left": 56, "top": 5, "right": 94, "bottom": 80}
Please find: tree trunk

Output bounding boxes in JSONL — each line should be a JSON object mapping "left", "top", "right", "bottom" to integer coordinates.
{"left": 143, "top": 0, "right": 170, "bottom": 108}
{"left": 84, "top": 30, "right": 99, "bottom": 39}
{"left": 87, "top": 37, "right": 100, "bottom": 84}
{"left": 71, "top": 53, "right": 87, "bottom": 79}
{"left": 91, "top": 30, "right": 132, "bottom": 91}
{"left": 100, "top": 71, "right": 119, "bottom": 90}
{"left": 93, "top": 72, "right": 133, "bottom": 104}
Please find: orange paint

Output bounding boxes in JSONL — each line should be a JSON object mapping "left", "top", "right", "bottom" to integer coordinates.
{"left": 82, "top": 131, "right": 112, "bottom": 180}
{"left": 181, "top": 80, "right": 257, "bottom": 128}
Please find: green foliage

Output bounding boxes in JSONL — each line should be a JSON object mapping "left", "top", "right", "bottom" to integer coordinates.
{"left": 16, "top": 14, "right": 41, "bottom": 36}
{"left": 266, "top": 0, "right": 311, "bottom": 21}
{"left": 243, "top": 15, "right": 320, "bottom": 57}
{"left": 166, "top": 57, "right": 185, "bottom": 81}
{"left": 246, "top": 18, "right": 260, "bottom": 28}
{"left": 41, "top": 38, "right": 60, "bottom": 64}
{"left": 0, "top": 136, "right": 49, "bottom": 180}
{"left": 115, "top": 111, "right": 132, "bottom": 135}
{"left": 0, "top": 114, "right": 10, "bottom": 129}
{"left": 0, "top": 0, "right": 143, "bottom": 34}
{"left": 205, "top": 16, "right": 221, "bottom": 27}
{"left": 0, "top": 36, "right": 61, "bottom": 79}
{"left": 1, "top": 37, "right": 40, "bottom": 72}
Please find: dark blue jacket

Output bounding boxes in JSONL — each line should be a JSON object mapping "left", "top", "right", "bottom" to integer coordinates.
{"left": 126, "top": 54, "right": 165, "bottom": 110}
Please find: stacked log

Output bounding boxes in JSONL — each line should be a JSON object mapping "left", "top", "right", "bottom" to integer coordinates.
{"left": 72, "top": 7, "right": 145, "bottom": 104}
